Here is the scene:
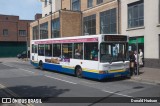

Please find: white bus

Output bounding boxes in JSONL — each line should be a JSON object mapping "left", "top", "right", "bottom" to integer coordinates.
{"left": 31, "top": 34, "right": 130, "bottom": 80}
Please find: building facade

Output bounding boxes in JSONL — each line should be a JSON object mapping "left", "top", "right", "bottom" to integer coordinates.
{"left": 121, "top": 0, "right": 160, "bottom": 68}
{"left": 30, "top": 0, "right": 119, "bottom": 39}
{"left": 0, "top": 15, "right": 32, "bottom": 57}
{"left": 30, "top": 0, "right": 160, "bottom": 68}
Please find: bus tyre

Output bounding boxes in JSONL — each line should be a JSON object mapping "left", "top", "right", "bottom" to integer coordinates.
{"left": 75, "top": 67, "right": 82, "bottom": 78}
{"left": 39, "top": 61, "right": 43, "bottom": 70}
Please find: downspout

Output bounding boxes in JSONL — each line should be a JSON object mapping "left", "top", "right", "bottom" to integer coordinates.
{"left": 117, "top": 0, "right": 120, "bottom": 34}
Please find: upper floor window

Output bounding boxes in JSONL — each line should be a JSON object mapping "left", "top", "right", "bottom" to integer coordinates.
{"left": 3, "top": 29, "right": 8, "bottom": 36}
{"left": 52, "top": 18, "right": 60, "bottom": 38}
{"left": 100, "top": 8, "right": 117, "bottom": 34}
{"left": 97, "top": 0, "right": 103, "bottom": 5}
{"left": 83, "top": 14, "right": 96, "bottom": 35}
{"left": 72, "top": 0, "right": 80, "bottom": 11}
{"left": 33, "top": 26, "right": 39, "bottom": 40}
{"left": 45, "top": 0, "right": 47, "bottom": 7}
{"left": 128, "top": 0, "right": 144, "bottom": 28}
{"left": 88, "top": 0, "right": 93, "bottom": 8}
{"left": 40, "top": 22, "right": 48, "bottom": 39}
{"left": 19, "top": 30, "right": 26, "bottom": 36}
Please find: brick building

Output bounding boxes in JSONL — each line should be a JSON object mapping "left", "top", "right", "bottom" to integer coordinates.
{"left": 0, "top": 14, "right": 33, "bottom": 57}
{"left": 30, "top": 0, "right": 118, "bottom": 40}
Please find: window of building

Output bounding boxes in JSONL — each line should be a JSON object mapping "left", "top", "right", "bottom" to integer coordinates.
{"left": 3, "top": 29, "right": 8, "bottom": 36}
{"left": 74, "top": 43, "right": 83, "bottom": 59}
{"left": 52, "top": 18, "right": 60, "bottom": 38}
{"left": 62, "top": 43, "right": 73, "bottom": 58}
{"left": 40, "top": 22, "right": 48, "bottom": 39}
{"left": 45, "top": 0, "right": 47, "bottom": 7}
{"left": 19, "top": 30, "right": 26, "bottom": 36}
{"left": 83, "top": 14, "right": 96, "bottom": 35}
{"left": 100, "top": 8, "right": 117, "bottom": 34}
{"left": 72, "top": 0, "right": 80, "bottom": 11}
{"left": 53, "top": 44, "right": 61, "bottom": 57}
{"left": 128, "top": 0, "right": 144, "bottom": 28}
{"left": 33, "top": 26, "right": 39, "bottom": 40}
{"left": 45, "top": 44, "right": 52, "bottom": 57}
{"left": 97, "top": 0, "right": 103, "bottom": 5}
{"left": 88, "top": 0, "right": 93, "bottom": 8}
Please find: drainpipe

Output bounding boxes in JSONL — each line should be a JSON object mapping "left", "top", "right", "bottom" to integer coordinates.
{"left": 117, "top": 0, "right": 120, "bottom": 34}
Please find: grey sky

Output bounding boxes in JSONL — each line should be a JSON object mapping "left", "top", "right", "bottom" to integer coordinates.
{"left": 0, "top": 0, "right": 42, "bottom": 20}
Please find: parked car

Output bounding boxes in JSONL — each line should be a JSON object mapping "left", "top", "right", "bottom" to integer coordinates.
{"left": 17, "top": 51, "right": 30, "bottom": 59}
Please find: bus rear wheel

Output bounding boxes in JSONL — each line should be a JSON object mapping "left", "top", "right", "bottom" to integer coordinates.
{"left": 75, "top": 66, "right": 82, "bottom": 78}
{"left": 39, "top": 61, "right": 43, "bottom": 70}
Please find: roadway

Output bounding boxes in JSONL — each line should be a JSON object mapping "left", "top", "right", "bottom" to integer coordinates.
{"left": 0, "top": 58, "right": 160, "bottom": 106}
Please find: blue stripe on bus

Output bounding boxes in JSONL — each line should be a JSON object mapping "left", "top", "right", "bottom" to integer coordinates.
{"left": 43, "top": 63, "right": 75, "bottom": 75}
{"left": 30, "top": 61, "right": 39, "bottom": 68}
{"left": 30, "top": 61, "right": 130, "bottom": 80}
{"left": 82, "top": 69, "right": 130, "bottom": 80}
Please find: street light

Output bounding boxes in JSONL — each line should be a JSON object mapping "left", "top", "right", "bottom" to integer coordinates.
{"left": 40, "top": 0, "right": 53, "bottom": 38}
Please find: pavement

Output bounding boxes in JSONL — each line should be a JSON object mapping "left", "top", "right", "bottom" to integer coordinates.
{"left": 131, "top": 67, "right": 160, "bottom": 85}
{"left": 0, "top": 57, "right": 160, "bottom": 85}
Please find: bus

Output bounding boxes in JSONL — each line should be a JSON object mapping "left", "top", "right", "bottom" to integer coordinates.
{"left": 31, "top": 34, "right": 130, "bottom": 80}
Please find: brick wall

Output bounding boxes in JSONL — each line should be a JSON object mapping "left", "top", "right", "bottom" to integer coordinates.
{"left": 60, "top": 10, "right": 82, "bottom": 37}
{"left": 0, "top": 15, "right": 32, "bottom": 42}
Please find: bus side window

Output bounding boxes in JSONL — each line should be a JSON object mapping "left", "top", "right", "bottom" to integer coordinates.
{"left": 45, "top": 44, "right": 52, "bottom": 57}
{"left": 62, "top": 43, "right": 73, "bottom": 59}
{"left": 74, "top": 43, "right": 83, "bottom": 59}
{"left": 53, "top": 44, "right": 61, "bottom": 57}
{"left": 84, "top": 42, "right": 98, "bottom": 61}
{"left": 38, "top": 44, "right": 44, "bottom": 56}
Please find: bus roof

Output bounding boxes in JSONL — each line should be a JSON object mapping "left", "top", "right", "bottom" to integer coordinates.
{"left": 31, "top": 34, "right": 127, "bottom": 44}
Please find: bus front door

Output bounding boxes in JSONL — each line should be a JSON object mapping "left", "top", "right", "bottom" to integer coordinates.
{"left": 32, "top": 44, "right": 38, "bottom": 62}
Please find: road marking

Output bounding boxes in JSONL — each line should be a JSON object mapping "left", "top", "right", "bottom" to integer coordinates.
{"left": 19, "top": 68, "right": 35, "bottom": 74}
{"left": 45, "top": 75, "right": 77, "bottom": 85}
{"left": 102, "top": 89, "right": 132, "bottom": 97}
{"left": 2, "top": 63, "right": 15, "bottom": 68}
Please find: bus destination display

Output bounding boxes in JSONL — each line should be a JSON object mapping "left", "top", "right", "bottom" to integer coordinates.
{"left": 104, "top": 35, "right": 127, "bottom": 41}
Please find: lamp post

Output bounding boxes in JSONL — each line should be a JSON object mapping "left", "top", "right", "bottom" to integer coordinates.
{"left": 40, "top": 0, "right": 53, "bottom": 38}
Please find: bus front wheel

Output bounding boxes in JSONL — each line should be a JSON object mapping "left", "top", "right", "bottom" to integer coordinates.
{"left": 75, "top": 66, "right": 82, "bottom": 78}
